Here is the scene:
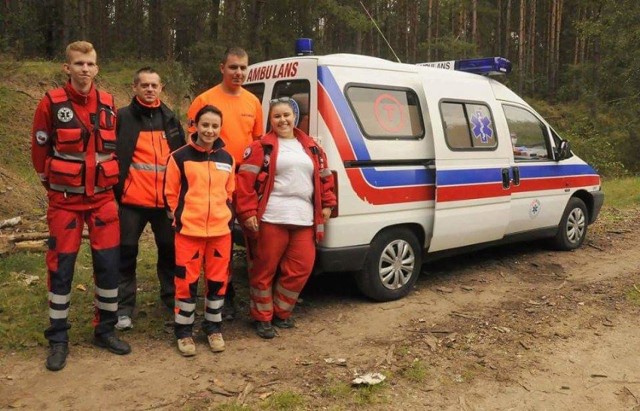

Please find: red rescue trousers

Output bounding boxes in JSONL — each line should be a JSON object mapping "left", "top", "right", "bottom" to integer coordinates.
{"left": 45, "top": 200, "right": 120, "bottom": 343}
{"left": 174, "top": 232, "right": 231, "bottom": 338}
{"left": 248, "top": 222, "right": 315, "bottom": 322}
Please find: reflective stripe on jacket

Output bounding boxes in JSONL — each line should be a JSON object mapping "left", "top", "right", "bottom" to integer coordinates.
{"left": 164, "top": 136, "right": 235, "bottom": 237}
{"left": 115, "top": 97, "right": 185, "bottom": 206}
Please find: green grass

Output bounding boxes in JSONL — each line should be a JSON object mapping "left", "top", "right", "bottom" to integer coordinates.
{"left": 601, "top": 176, "right": 640, "bottom": 209}
{"left": 262, "top": 391, "right": 305, "bottom": 410}
{"left": 213, "top": 403, "right": 252, "bottom": 411}
{"left": 0, "top": 233, "right": 177, "bottom": 351}
{"left": 0, "top": 245, "right": 97, "bottom": 349}
{"left": 320, "top": 381, "right": 352, "bottom": 400}
{"left": 626, "top": 286, "right": 640, "bottom": 306}
{"left": 402, "top": 359, "right": 429, "bottom": 383}
{"left": 351, "top": 383, "right": 388, "bottom": 406}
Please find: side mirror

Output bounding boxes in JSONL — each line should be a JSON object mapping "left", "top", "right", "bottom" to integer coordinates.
{"left": 556, "top": 140, "right": 571, "bottom": 161}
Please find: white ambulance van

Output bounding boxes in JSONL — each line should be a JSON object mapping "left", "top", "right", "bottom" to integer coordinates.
{"left": 242, "top": 47, "right": 604, "bottom": 302}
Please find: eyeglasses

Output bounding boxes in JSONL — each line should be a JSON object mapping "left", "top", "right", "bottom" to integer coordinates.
{"left": 269, "top": 96, "right": 292, "bottom": 105}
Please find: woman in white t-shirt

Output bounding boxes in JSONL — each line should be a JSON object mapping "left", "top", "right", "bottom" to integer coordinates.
{"left": 235, "top": 98, "right": 337, "bottom": 339}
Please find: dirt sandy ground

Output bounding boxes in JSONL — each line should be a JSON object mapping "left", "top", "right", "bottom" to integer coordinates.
{"left": 1, "top": 208, "right": 639, "bottom": 410}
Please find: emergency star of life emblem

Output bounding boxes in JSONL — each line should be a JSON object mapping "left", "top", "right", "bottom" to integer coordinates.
{"left": 529, "top": 199, "right": 541, "bottom": 219}
{"left": 471, "top": 110, "right": 493, "bottom": 143}
{"left": 57, "top": 107, "right": 74, "bottom": 123}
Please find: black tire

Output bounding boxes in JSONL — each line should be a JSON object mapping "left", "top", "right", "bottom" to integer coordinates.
{"left": 355, "top": 228, "right": 422, "bottom": 301}
{"left": 552, "top": 197, "right": 588, "bottom": 251}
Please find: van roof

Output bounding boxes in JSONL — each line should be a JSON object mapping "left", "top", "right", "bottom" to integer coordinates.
{"left": 250, "top": 53, "right": 528, "bottom": 106}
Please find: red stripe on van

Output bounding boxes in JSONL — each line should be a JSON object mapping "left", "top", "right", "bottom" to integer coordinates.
{"left": 345, "top": 169, "right": 435, "bottom": 204}
{"left": 437, "top": 182, "right": 508, "bottom": 202}
{"left": 318, "top": 85, "right": 357, "bottom": 162}
{"left": 511, "top": 175, "right": 600, "bottom": 193}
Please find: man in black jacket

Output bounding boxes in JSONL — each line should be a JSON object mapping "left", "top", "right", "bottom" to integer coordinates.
{"left": 114, "top": 67, "right": 186, "bottom": 330}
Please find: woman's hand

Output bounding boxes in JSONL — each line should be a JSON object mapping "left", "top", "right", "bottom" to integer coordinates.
{"left": 244, "top": 216, "right": 259, "bottom": 232}
{"left": 322, "top": 207, "right": 332, "bottom": 222}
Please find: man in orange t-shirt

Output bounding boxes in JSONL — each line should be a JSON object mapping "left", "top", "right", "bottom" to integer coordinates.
{"left": 187, "top": 47, "right": 263, "bottom": 162}
{"left": 187, "top": 47, "right": 264, "bottom": 320}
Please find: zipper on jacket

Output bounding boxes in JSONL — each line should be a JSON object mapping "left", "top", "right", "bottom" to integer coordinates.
{"left": 149, "top": 112, "right": 160, "bottom": 208}
{"left": 206, "top": 150, "right": 212, "bottom": 237}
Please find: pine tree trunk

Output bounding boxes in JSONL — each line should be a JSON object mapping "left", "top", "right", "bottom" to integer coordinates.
{"left": 505, "top": 0, "right": 512, "bottom": 58}
{"left": 497, "top": 0, "right": 503, "bottom": 56}
{"left": 210, "top": 0, "right": 220, "bottom": 41}
{"left": 472, "top": 0, "right": 478, "bottom": 47}
{"left": 427, "top": 0, "right": 433, "bottom": 60}
{"left": 518, "top": 0, "right": 525, "bottom": 94}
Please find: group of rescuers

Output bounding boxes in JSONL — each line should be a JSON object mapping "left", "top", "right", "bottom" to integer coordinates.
{"left": 31, "top": 40, "right": 337, "bottom": 371}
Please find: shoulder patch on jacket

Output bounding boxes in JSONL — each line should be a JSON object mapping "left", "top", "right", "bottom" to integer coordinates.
{"left": 243, "top": 146, "right": 252, "bottom": 159}
{"left": 35, "top": 130, "right": 49, "bottom": 145}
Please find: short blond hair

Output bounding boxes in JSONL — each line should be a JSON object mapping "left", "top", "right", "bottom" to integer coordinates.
{"left": 65, "top": 41, "right": 96, "bottom": 62}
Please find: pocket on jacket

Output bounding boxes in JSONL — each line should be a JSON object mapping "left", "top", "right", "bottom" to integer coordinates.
{"left": 96, "top": 158, "right": 119, "bottom": 188}
{"left": 46, "top": 158, "right": 84, "bottom": 187}
{"left": 55, "top": 128, "right": 84, "bottom": 153}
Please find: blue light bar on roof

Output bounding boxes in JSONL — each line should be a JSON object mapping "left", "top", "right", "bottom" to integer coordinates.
{"left": 295, "top": 38, "right": 314, "bottom": 56}
{"left": 417, "top": 57, "right": 512, "bottom": 76}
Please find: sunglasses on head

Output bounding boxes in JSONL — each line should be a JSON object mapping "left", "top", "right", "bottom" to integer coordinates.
{"left": 269, "top": 96, "right": 292, "bottom": 105}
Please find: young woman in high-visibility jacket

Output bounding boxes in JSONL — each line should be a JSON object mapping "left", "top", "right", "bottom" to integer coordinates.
{"left": 235, "top": 98, "right": 337, "bottom": 339}
{"left": 163, "top": 105, "right": 235, "bottom": 356}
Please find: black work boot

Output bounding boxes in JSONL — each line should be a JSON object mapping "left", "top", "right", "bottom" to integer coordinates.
{"left": 45, "top": 342, "right": 69, "bottom": 371}
{"left": 93, "top": 334, "right": 132, "bottom": 355}
{"left": 273, "top": 316, "right": 295, "bottom": 329}
{"left": 255, "top": 321, "right": 276, "bottom": 339}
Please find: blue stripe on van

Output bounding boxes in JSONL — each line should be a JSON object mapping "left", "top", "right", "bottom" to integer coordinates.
{"left": 318, "top": 66, "right": 371, "bottom": 161}
{"left": 518, "top": 164, "right": 598, "bottom": 178}
{"left": 360, "top": 167, "right": 435, "bottom": 186}
{"left": 318, "top": 66, "right": 598, "bottom": 191}
{"left": 437, "top": 168, "right": 503, "bottom": 186}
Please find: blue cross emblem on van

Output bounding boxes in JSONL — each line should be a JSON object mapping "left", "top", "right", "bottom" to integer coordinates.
{"left": 471, "top": 110, "right": 493, "bottom": 143}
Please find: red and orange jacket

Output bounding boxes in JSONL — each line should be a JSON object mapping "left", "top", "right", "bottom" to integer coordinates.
{"left": 31, "top": 81, "right": 118, "bottom": 210}
{"left": 164, "top": 136, "right": 235, "bottom": 237}
{"left": 235, "top": 128, "right": 337, "bottom": 242}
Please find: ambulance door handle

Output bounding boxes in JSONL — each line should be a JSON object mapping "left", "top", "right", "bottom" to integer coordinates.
{"left": 512, "top": 166, "right": 521, "bottom": 186}
{"left": 501, "top": 168, "right": 510, "bottom": 189}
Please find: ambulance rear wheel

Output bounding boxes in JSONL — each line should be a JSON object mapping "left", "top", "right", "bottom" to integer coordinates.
{"left": 356, "top": 228, "right": 422, "bottom": 301}
{"left": 553, "top": 197, "right": 588, "bottom": 251}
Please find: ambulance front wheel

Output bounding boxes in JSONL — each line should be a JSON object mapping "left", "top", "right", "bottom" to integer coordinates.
{"left": 356, "top": 228, "right": 422, "bottom": 302}
{"left": 553, "top": 197, "right": 588, "bottom": 251}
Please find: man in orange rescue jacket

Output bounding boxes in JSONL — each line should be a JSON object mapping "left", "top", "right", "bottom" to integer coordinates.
{"left": 187, "top": 47, "right": 264, "bottom": 321}
{"left": 31, "top": 41, "right": 131, "bottom": 372}
{"left": 114, "top": 67, "right": 186, "bottom": 330}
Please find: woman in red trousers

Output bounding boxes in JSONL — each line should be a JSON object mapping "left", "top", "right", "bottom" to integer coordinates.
{"left": 235, "top": 97, "right": 336, "bottom": 339}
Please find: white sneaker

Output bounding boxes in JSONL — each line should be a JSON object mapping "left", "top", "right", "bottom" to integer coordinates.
{"left": 207, "top": 333, "right": 225, "bottom": 353}
{"left": 115, "top": 315, "right": 133, "bottom": 330}
{"left": 177, "top": 337, "right": 196, "bottom": 356}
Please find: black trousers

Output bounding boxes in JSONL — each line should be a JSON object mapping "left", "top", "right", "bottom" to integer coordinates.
{"left": 117, "top": 205, "right": 175, "bottom": 317}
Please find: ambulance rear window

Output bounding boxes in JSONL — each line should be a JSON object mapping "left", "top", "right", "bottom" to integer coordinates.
{"left": 441, "top": 102, "right": 497, "bottom": 150}
{"left": 345, "top": 85, "right": 424, "bottom": 139}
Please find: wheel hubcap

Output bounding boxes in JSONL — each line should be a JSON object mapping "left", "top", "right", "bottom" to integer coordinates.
{"left": 379, "top": 240, "right": 415, "bottom": 290}
{"left": 566, "top": 207, "right": 586, "bottom": 244}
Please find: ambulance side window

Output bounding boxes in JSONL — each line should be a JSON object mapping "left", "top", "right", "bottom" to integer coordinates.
{"left": 440, "top": 101, "right": 497, "bottom": 150}
{"left": 244, "top": 83, "right": 265, "bottom": 103}
{"left": 345, "top": 85, "right": 424, "bottom": 139}
{"left": 271, "top": 80, "right": 311, "bottom": 135}
{"left": 503, "top": 105, "right": 551, "bottom": 162}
